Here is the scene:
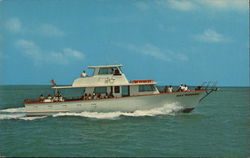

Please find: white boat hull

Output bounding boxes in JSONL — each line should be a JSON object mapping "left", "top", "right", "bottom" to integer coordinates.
{"left": 25, "top": 90, "right": 207, "bottom": 116}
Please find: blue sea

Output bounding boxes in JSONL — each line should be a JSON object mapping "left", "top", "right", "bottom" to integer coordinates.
{"left": 0, "top": 85, "right": 249, "bottom": 157}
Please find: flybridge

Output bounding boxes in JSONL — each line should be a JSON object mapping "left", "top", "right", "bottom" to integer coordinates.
{"left": 52, "top": 65, "right": 157, "bottom": 89}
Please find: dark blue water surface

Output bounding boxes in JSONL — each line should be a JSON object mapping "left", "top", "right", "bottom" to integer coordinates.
{"left": 0, "top": 86, "right": 249, "bottom": 157}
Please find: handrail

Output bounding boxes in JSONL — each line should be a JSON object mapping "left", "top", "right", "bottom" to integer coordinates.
{"left": 24, "top": 89, "right": 207, "bottom": 104}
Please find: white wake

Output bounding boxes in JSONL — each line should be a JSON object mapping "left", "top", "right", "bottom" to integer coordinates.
{"left": 0, "top": 107, "right": 46, "bottom": 120}
{"left": 0, "top": 103, "right": 183, "bottom": 120}
{"left": 53, "top": 103, "right": 183, "bottom": 119}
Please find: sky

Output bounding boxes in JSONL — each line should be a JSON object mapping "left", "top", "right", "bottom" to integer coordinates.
{"left": 0, "top": 0, "right": 249, "bottom": 87}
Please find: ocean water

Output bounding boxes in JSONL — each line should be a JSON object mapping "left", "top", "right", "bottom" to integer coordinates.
{"left": 0, "top": 85, "right": 249, "bottom": 157}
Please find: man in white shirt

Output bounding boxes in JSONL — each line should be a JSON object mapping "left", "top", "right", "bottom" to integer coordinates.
{"left": 184, "top": 85, "right": 188, "bottom": 91}
{"left": 81, "top": 70, "right": 87, "bottom": 78}
{"left": 168, "top": 85, "right": 173, "bottom": 92}
{"left": 48, "top": 94, "right": 52, "bottom": 100}
{"left": 178, "top": 84, "right": 184, "bottom": 91}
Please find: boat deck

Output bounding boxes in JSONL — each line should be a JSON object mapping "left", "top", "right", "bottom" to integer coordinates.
{"left": 24, "top": 89, "right": 206, "bottom": 105}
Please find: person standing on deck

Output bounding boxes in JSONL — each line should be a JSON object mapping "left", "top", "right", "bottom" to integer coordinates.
{"left": 164, "top": 86, "right": 168, "bottom": 92}
{"left": 48, "top": 94, "right": 52, "bottom": 101}
{"left": 178, "top": 84, "right": 184, "bottom": 91}
{"left": 81, "top": 71, "right": 87, "bottom": 78}
{"left": 167, "top": 86, "right": 173, "bottom": 92}
{"left": 92, "top": 92, "right": 96, "bottom": 99}
{"left": 184, "top": 85, "right": 189, "bottom": 91}
{"left": 39, "top": 94, "right": 45, "bottom": 102}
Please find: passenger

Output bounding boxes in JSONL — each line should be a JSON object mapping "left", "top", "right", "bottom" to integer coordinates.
{"left": 169, "top": 86, "right": 173, "bottom": 92}
{"left": 164, "top": 86, "right": 168, "bottom": 93}
{"left": 39, "top": 94, "right": 45, "bottom": 102}
{"left": 178, "top": 84, "right": 186, "bottom": 92}
{"left": 114, "top": 68, "right": 120, "bottom": 75}
{"left": 92, "top": 92, "right": 96, "bottom": 99}
{"left": 53, "top": 96, "right": 59, "bottom": 102}
{"left": 184, "top": 85, "right": 189, "bottom": 91}
{"left": 59, "top": 96, "right": 64, "bottom": 102}
{"left": 105, "top": 92, "right": 108, "bottom": 98}
{"left": 81, "top": 70, "right": 87, "bottom": 78}
{"left": 55, "top": 91, "right": 61, "bottom": 98}
{"left": 97, "top": 93, "right": 101, "bottom": 99}
{"left": 100, "top": 93, "right": 104, "bottom": 99}
{"left": 85, "top": 94, "right": 88, "bottom": 100}
{"left": 178, "top": 84, "right": 183, "bottom": 92}
{"left": 84, "top": 93, "right": 88, "bottom": 100}
{"left": 54, "top": 91, "right": 63, "bottom": 101}
{"left": 182, "top": 85, "right": 186, "bottom": 91}
{"left": 47, "top": 94, "right": 52, "bottom": 100}
{"left": 88, "top": 93, "right": 92, "bottom": 100}
{"left": 109, "top": 92, "right": 114, "bottom": 98}
{"left": 167, "top": 86, "right": 173, "bottom": 92}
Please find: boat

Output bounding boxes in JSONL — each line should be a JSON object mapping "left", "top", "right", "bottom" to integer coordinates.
{"left": 24, "top": 64, "right": 217, "bottom": 117}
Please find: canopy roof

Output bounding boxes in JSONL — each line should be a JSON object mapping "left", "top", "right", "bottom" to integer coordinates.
{"left": 88, "top": 64, "right": 123, "bottom": 69}
{"left": 52, "top": 81, "right": 157, "bottom": 89}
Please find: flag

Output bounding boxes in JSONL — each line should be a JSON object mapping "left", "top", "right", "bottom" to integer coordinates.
{"left": 50, "top": 79, "right": 56, "bottom": 86}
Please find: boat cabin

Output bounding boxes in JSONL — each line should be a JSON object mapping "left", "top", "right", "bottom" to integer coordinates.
{"left": 53, "top": 65, "right": 159, "bottom": 99}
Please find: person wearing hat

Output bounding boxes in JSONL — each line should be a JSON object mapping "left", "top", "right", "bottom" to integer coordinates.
{"left": 39, "top": 94, "right": 45, "bottom": 102}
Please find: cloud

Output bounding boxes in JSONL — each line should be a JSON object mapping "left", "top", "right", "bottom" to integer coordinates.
{"left": 115, "top": 43, "right": 188, "bottom": 62}
{"left": 194, "top": 29, "right": 231, "bottom": 43}
{"left": 5, "top": 18, "right": 22, "bottom": 33}
{"left": 16, "top": 39, "right": 41, "bottom": 60}
{"left": 16, "top": 39, "right": 85, "bottom": 65}
{"left": 127, "top": 44, "right": 172, "bottom": 62}
{"left": 38, "top": 24, "right": 65, "bottom": 37}
{"left": 135, "top": 0, "right": 248, "bottom": 12}
{"left": 134, "top": 1, "right": 151, "bottom": 10}
{"left": 197, "top": 0, "right": 248, "bottom": 11}
{"left": 4, "top": 18, "right": 65, "bottom": 37}
{"left": 63, "top": 48, "right": 84, "bottom": 59}
{"left": 50, "top": 48, "right": 85, "bottom": 64}
{"left": 164, "top": 0, "right": 196, "bottom": 11}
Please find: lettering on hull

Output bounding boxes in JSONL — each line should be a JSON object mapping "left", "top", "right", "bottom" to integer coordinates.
{"left": 176, "top": 93, "right": 199, "bottom": 97}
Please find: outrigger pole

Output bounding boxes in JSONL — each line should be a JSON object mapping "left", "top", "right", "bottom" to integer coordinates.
{"left": 50, "top": 79, "right": 57, "bottom": 95}
{"left": 199, "top": 81, "right": 218, "bottom": 102}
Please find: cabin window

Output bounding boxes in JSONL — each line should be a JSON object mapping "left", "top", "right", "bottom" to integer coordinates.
{"left": 113, "top": 68, "right": 121, "bottom": 75}
{"left": 139, "top": 85, "right": 155, "bottom": 92}
{"left": 94, "top": 87, "right": 107, "bottom": 93}
{"left": 99, "top": 68, "right": 113, "bottom": 75}
{"left": 122, "top": 86, "right": 130, "bottom": 96}
{"left": 114, "top": 86, "right": 120, "bottom": 93}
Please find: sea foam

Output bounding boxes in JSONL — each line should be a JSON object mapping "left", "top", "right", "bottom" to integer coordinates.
{"left": 0, "top": 107, "right": 46, "bottom": 120}
{"left": 53, "top": 103, "right": 182, "bottom": 119}
{"left": 0, "top": 103, "right": 182, "bottom": 120}
{"left": 0, "top": 107, "right": 25, "bottom": 113}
